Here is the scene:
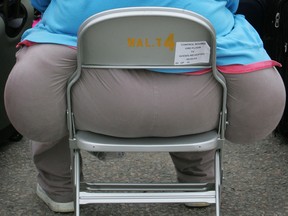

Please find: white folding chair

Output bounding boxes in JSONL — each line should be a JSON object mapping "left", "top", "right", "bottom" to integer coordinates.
{"left": 66, "top": 7, "right": 228, "bottom": 216}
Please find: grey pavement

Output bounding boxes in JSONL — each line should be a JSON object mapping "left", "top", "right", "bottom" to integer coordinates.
{"left": 0, "top": 133, "right": 288, "bottom": 216}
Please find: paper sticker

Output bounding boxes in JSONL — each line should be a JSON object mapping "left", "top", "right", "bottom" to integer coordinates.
{"left": 174, "top": 41, "right": 210, "bottom": 65}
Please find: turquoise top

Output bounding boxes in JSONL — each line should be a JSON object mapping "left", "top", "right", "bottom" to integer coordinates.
{"left": 23, "top": 0, "right": 271, "bottom": 73}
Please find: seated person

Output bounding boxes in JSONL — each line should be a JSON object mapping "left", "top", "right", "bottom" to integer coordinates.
{"left": 4, "top": 0, "right": 285, "bottom": 213}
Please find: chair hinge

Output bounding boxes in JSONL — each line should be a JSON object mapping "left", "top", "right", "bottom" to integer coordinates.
{"left": 218, "top": 110, "right": 228, "bottom": 136}
{"left": 69, "top": 138, "right": 78, "bottom": 149}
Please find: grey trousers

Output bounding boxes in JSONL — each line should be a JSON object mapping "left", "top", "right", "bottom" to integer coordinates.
{"left": 4, "top": 44, "right": 286, "bottom": 202}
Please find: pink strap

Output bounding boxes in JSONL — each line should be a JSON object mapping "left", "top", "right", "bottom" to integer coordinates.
{"left": 217, "top": 60, "right": 282, "bottom": 74}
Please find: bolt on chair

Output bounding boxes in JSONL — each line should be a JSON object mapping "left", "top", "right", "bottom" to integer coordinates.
{"left": 66, "top": 7, "right": 228, "bottom": 216}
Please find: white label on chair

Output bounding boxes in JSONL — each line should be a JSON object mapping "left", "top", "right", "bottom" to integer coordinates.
{"left": 174, "top": 41, "right": 210, "bottom": 65}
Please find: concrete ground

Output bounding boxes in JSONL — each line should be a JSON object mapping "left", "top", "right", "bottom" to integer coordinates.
{"left": 0, "top": 133, "right": 287, "bottom": 216}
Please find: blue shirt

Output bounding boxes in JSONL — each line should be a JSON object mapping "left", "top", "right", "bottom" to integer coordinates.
{"left": 23, "top": 0, "right": 271, "bottom": 73}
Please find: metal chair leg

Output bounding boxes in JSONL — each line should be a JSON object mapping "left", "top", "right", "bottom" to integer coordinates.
{"left": 74, "top": 149, "right": 81, "bottom": 216}
{"left": 215, "top": 150, "right": 222, "bottom": 216}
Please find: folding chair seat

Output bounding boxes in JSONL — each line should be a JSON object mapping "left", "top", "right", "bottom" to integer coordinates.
{"left": 66, "top": 7, "right": 228, "bottom": 216}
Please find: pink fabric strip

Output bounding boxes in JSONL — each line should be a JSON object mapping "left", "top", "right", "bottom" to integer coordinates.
{"left": 217, "top": 60, "right": 282, "bottom": 74}
{"left": 32, "top": 18, "right": 41, "bottom": 28}
{"left": 185, "top": 60, "right": 282, "bottom": 75}
{"left": 16, "top": 40, "right": 37, "bottom": 48}
{"left": 17, "top": 40, "right": 77, "bottom": 50}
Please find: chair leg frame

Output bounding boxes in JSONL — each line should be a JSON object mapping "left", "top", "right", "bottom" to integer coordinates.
{"left": 73, "top": 149, "right": 223, "bottom": 216}
{"left": 73, "top": 149, "right": 81, "bottom": 216}
{"left": 215, "top": 149, "right": 222, "bottom": 216}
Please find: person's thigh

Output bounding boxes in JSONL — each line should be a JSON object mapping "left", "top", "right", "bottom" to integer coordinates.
{"left": 223, "top": 67, "right": 286, "bottom": 144}
{"left": 72, "top": 70, "right": 222, "bottom": 137}
{"left": 4, "top": 44, "right": 77, "bottom": 142}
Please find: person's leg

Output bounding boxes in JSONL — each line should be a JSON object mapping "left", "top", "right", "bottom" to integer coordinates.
{"left": 169, "top": 150, "right": 215, "bottom": 208}
{"left": 32, "top": 136, "right": 75, "bottom": 213}
{"left": 223, "top": 68, "right": 286, "bottom": 144}
{"left": 169, "top": 150, "right": 215, "bottom": 183}
{"left": 169, "top": 67, "right": 285, "bottom": 184}
{"left": 32, "top": 136, "right": 72, "bottom": 203}
{"left": 4, "top": 44, "right": 77, "bottom": 142}
{"left": 4, "top": 44, "right": 77, "bottom": 211}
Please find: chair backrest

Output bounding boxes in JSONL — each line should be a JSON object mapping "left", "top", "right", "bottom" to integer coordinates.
{"left": 77, "top": 7, "right": 216, "bottom": 69}
{"left": 67, "top": 7, "right": 227, "bottom": 139}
